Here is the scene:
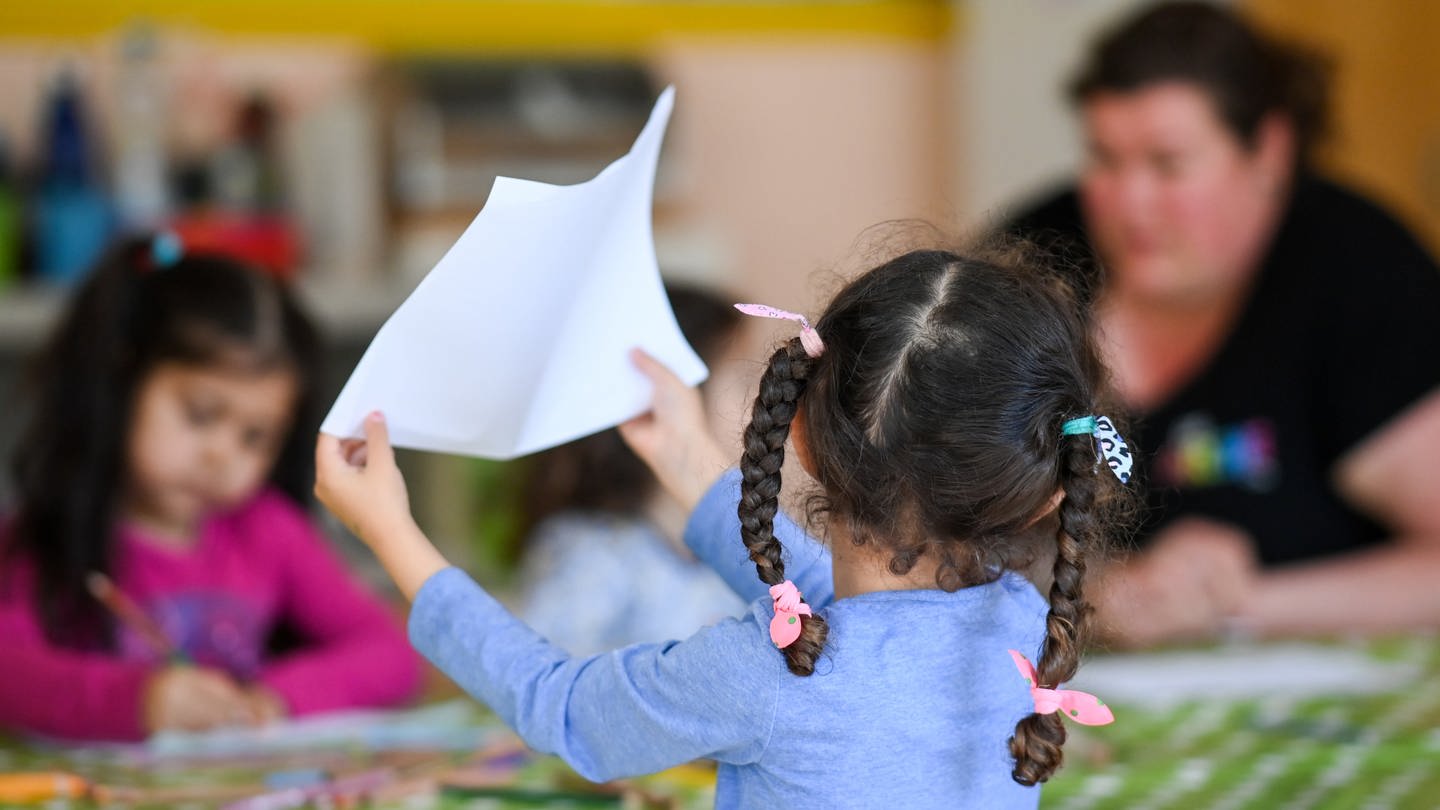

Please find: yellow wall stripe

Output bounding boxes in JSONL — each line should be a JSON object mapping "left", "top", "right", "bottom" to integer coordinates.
{"left": 0, "top": 2, "right": 954, "bottom": 55}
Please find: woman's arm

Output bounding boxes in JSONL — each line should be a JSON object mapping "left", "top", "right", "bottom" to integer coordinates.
{"left": 1099, "top": 388, "right": 1440, "bottom": 644}
{"left": 1239, "top": 387, "right": 1440, "bottom": 636}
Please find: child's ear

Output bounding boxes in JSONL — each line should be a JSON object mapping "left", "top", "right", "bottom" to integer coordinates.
{"left": 1022, "top": 488, "right": 1066, "bottom": 529}
{"left": 791, "top": 408, "right": 818, "bottom": 477}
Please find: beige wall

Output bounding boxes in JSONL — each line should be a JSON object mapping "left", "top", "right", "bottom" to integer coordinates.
{"left": 645, "top": 36, "right": 950, "bottom": 447}
{"left": 653, "top": 36, "right": 950, "bottom": 314}
{"left": 951, "top": 0, "right": 1151, "bottom": 227}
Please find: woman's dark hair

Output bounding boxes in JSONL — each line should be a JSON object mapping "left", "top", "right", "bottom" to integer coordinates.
{"left": 735, "top": 241, "right": 1137, "bottom": 784}
{"left": 1069, "top": 1, "right": 1332, "bottom": 166}
{"left": 5, "top": 235, "right": 322, "bottom": 648}
{"left": 520, "top": 282, "right": 743, "bottom": 530}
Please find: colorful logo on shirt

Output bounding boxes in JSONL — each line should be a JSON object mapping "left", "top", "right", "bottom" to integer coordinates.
{"left": 1153, "top": 414, "right": 1278, "bottom": 492}
{"left": 116, "top": 592, "right": 266, "bottom": 680}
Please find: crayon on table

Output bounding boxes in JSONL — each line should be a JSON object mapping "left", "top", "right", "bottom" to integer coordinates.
{"left": 0, "top": 772, "right": 89, "bottom": 803}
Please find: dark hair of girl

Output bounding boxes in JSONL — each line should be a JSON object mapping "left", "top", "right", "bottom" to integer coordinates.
{"left": 520, "top": 282, "right": 742, "bottom": 531}
{"left": 5, "top": 235, "right": 322, "bottom": 648}
{"left": 1069, "top": 1, "right": 1332, "bottom": 167}
{"left": 735, "top": 241, "right": 1137, "bottom": 784}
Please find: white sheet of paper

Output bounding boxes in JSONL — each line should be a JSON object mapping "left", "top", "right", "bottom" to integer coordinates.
{"left": 144, "top": 700, "right": 499, "bottom": 759}
{"left": 321, "top": 87, "right": 706, "bottom": 459}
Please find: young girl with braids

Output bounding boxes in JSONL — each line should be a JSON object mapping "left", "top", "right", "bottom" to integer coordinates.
{"left": 1, "top": 234, "right": 421, "bottom": 741}
{"left": 317, "top": 243, "right": 1136, "bottom": 806}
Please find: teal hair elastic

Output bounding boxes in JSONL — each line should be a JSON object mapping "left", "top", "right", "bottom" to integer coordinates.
{"left": 151, "top": 231, "right": 183, "bottom": 269}
{"left": 1061, "top": 416, "right": 1098, "bottom": 436}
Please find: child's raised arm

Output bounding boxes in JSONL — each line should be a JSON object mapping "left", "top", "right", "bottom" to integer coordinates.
{"left": 682, "top": 470, "right": 835, "bottom": 608}
{"left": 620, "top": 349, "right": 835, "bottom": 608}
{"left": 314, "top": 414, "right": 449, "bottom": 601}
{"left": 617, "top": 348, "right": 732, "bottom": 512}
{"left": 316, "top": 407, "right": 782, "bottom": 783}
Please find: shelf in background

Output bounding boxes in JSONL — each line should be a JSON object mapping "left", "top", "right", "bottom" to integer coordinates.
{"left": 0, "top": 273, "right": 419, "bottom": 353}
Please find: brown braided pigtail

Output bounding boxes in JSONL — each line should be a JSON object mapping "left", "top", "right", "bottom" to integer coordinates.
{"left": 738, "top": 337, "right": 828, "bottom": 675}
{"left": 1010, "top": 433, "right": 1103, "bottom": 785}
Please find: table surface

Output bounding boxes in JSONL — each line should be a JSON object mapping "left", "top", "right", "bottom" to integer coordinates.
{"left": 1041, "top": 636, "right": 1440, "bottom": 810}
{"left": 4, "top": 637, "right": 1437, "bottom": 809}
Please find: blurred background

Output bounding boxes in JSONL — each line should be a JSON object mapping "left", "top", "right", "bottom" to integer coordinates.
{"left": 0, "top": 0, "right": 1436, "bottom": 581}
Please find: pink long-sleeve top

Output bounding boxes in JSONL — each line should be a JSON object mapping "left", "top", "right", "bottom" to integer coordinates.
{"left": 0, "top": 489, "right": 423, "bottom": 741}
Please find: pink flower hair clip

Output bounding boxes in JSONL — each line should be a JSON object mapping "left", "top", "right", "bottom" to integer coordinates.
{"left": 769, "top": 580, "right": 812, "bottom": 648}
{"left": 1009, "top": 650, "right": 1114, "bottom": 726}
{"left": 734, "top": 304, "right": 825, "bottom": 358}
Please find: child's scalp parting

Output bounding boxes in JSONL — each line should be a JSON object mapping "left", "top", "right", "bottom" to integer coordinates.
{"left": 734, "top": 232, "right": 1138, "bottom": 784}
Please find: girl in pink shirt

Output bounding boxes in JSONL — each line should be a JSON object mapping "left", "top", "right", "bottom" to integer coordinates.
{"left": 1, "top": 234, "right": 421, "bottom": 741}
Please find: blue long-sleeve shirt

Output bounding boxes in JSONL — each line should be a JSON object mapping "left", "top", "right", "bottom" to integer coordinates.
{"left": 409, "top": 469, "right": 1050, "bottom": 808}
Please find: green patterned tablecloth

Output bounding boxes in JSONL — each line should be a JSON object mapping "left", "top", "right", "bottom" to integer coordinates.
{"left": 3, "top": 638, "right": 1436, "bottom": 808}
{"left": 1041, "top": 637, "right": 1440, "bottom": 810}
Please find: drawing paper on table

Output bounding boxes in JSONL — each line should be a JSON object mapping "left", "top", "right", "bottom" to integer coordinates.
{"left": 1067, "top": 642, "right": 1422, "bottom": 709}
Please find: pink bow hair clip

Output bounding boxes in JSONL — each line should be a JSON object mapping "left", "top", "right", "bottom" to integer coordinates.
{"left": 1009, "top": 650, "right": 1114, "bottom": 726}
{"left": 734, "top": 304, "right": 825, "bottom": 358}
{"left": 769, "top": 580, "right": 812, "bottom": 648}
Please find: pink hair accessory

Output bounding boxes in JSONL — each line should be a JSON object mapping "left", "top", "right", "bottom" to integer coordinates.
{"left": 734, "top": 303, "right": 825, "bottom": 358}
{"left": 769, "top": 580, "right": 812, "bottom": 648}
{"left": 1009, "top": 650, "right": 1115, "bottom": 726}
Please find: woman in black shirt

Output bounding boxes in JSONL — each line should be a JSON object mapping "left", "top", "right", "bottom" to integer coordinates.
{"left": 1010, "top": 2, "right": 1440, "bottom": 646}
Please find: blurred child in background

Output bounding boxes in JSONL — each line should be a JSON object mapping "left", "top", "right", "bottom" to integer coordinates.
{"left": 0, "top": 234, "right": 421, "bottom": 741}
{"left": 514, "top": 283, "right": 747, "bottom": 655}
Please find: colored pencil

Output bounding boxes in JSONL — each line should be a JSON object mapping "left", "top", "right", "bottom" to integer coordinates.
{"left": 86, "top": 571, "right": 191, "bottom": 664}
{"left": 220, "top": 766, "right": 397, "bottom": 810}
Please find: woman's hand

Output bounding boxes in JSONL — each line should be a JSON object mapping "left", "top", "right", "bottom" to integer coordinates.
{"left": 143, "top": 666, "right": 257, "bottom": 733}
{"left": 618, "top": 349, "right": 731, "bottom": 512}
{"left": 315, "top": 412, "right": 449, "bottom": 599}
{"left": 1092, "top": 517, "right": 1259, "bottom": 647}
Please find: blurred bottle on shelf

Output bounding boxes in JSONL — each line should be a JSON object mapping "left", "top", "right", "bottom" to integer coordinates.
{"left": 213, "top": 92, "right": 284, "bottom": 213}
{"left": 0, "top": 133, "right": 20, "bottom": 289}
{"left": 170, "top": 90, "right": 299, "bottom": 278}
{"left": 33, "top": 67, "right": 114, "bottom": 285}
{"left": 113, "top": 24, "right": 171, "bottom": 231}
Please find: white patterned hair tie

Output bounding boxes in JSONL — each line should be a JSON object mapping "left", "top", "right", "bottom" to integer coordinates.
{"left": 1061, "top": 415, "right": 1133, "bottom": 484}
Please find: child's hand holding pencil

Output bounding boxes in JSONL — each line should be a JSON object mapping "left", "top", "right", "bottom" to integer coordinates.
{"left": 87, "top": 571, "right": 283, "bottom": 732}
{"left": 143, "top": 665, "right": 267, "bottom": 732}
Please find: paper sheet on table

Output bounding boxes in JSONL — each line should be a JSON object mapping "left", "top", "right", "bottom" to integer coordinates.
{"left": 141, "top": 700, "right": 501, "bottom": 761}
{"left": 1066, "top": 642, "right": 1423, "bottom": 710}
{"left": 321, "top": 87, "right": 705, "bottom": 459}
